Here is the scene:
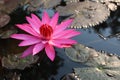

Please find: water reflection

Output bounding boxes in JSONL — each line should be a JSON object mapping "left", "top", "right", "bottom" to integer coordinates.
{"left": 0, "top": 3, "right": 120, "bottom": 80}
{"left": 93, "top": 7, "right": 120, "bottom": 40}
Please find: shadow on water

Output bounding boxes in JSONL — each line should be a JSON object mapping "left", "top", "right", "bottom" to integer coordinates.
{"left": 0, "top": 6, "right": 120, "bottom": 80}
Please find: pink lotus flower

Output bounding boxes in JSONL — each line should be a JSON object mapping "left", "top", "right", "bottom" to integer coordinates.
{"left": 11, "top": 11, "right": 80, "bottom": 61}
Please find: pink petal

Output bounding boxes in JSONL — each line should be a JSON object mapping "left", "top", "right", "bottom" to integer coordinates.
{"left": 61, "top": 44, "right": 71, "bottom": 47}
{"left": 19, "top": 37, "right": 41, "bottom": 46}
{"left": 54, "top": 19, "right": 73, "bottom": 34}
{"left": 48, "top": 40, "right": 63, "bottom": 48}
{"left": 53, "top": 29, "right": 80, "bottom": 39}
{"left": 42, "top": 11, "right": 50, "bottom": 24}
{"left": 21, "top": 45, "right": 34, "bottom": 58}
{"left": 49, "top": 12, "right": 59, "bottom": 29}
{"left": 52, "top": 39, "right": 77, "bottom": 45}
{"left": 16, "top": 24, "right": 40, "bottom": 37}
{"left": 31, "top": 14, "right": 42, "bottom": 26}
{"left": 45, "top": 44, "right": 55, "bottom": 61}
{"left": 26, "top": 16, "right": 41, "bottom": 34}
{"left": 11, "top": 34, "right": 38, "bottom": 40}
{"left": 33, "top": 43, "right": 45, "bottom": 55}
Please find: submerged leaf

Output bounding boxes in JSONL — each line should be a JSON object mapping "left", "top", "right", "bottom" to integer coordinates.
{"left": 0, "top": 25, "right": 17, "bottom": 39}
{"left": 0, "top": 12, "right": 10, "bottom": 28}
{"left": 0, "top": 0, "right": 19, "bottom": 14}
{"left": 56, "top": 1, "right": 110, "bottom": 28}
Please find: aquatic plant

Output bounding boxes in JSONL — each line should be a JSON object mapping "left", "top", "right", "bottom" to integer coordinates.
{"left": 65, "top": 43, "right": 120, "bottom": 80}
{"left": 56, "top": 1, "right": 110, "bottom": 28}
{"left": 11, "top": 11, "right": 80, "bottom": 61}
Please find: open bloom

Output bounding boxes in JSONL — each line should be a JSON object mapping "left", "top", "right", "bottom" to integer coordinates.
{"left": 11, "top": 11, "right": 80, "bottom": 61}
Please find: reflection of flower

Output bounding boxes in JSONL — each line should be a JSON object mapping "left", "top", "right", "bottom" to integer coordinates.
{"left": 11, "top": 11, "right": 80, "bottom": 61}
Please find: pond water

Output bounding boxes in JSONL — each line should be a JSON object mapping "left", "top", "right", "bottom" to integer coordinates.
{"left": 0, "top": 5, "right": 120, "bottom": 80}
{"left": 52, "top": 7, "right": 120, "bottom": 79}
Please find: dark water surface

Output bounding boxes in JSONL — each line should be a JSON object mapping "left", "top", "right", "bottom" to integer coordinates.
{"left": 0, "top": 7, "right": 120, "bottom": 80}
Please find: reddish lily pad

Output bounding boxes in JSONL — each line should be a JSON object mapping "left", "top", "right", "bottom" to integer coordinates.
{"left": 0, "top": 12, "right": 10, "bottom": 28}
{"left": 0, "top": 0, "right": 19, "bottom": 14}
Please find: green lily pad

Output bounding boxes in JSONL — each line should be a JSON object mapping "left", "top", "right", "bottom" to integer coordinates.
{"left": 64, "top": 0, "right": 79, "bottom": 4}
{"left": 74, "top": 67, "right": 115, "bottom": 80}
{"left": 56, "top": 1, "right": 110, "bottom": 28}
{"left": 65, "top": 44, "right": 98, "bottom": 62}
{"left": 61, "top": 73, "right": 79, "bottom": 80}
{"left": 91, "top": 0, "right": 120, "bottom": 11}
{"left": 27, "top": 0, "right": 61, "bottom": 11}
{"left": 66, "top": 43, "right": 120, "bottom": 80}
{"left": 0, "top": 39, "right": 39, "bottom": 70}
{"left": 2, "top": 53, "right": 39, "bottom": 70}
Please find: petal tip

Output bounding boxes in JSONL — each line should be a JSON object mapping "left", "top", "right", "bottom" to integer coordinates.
{"left": 50, "top": 56, "right": 55, "bottom": 61}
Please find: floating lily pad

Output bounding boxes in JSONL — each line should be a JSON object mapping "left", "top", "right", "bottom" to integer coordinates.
{"left": 90, "top": 0, "right": 120, "bottom": 3}
{"left": 74, "top": 67, "right": 114, "bottom": 80}
{"left": 64, "top": 0, "right": 79, "bottom": 4}
{"left": 27, "top": 0, "right": 61, "bottom": 11}
{"left": 0, "top": 39, "right": 39, "bottom": 69}
{"left": 65, "top": 44, "right": 98, "bottom": 62}
{"left": 56, "top": 1, "right": 110, "bottom": 28}
{"left": 2, "top": 53, "right": 39, "bottom": 70}
{"left": 90, "top": 0, "right": 120, "bottom": 11}
{"left": 61, "top": 73, "right": 79, "bottom": 80}
{"left": 66, "top": 43, "right": 120, "bottom": 80}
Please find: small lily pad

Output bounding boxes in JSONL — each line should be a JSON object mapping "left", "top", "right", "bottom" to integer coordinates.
{"left": 0, "top": 0, "right": 19, "bottom": 14}
{"left": 0, "top": 12, "right": 10, "bottom": 28}
{"left": 61, "top": 73, "right": 79, "bottom": 80}
{"left": 65, "top": 44, "right": 98, "bottom": 62}
{"left": 0, "top": 25, "right": 17, "bottom": 39}
{"left": 2, "top": 53, "right": 39, "bottom": 70}
{"left": 27, "top": 0, "right": 61, "bottom": 11}
{"left": 90, "top": 0, "right": 120, "bottom": 11}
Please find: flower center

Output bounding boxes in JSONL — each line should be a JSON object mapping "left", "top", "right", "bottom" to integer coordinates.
{"left": 40, "top": 24, "right": 53, "bottom": 39}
